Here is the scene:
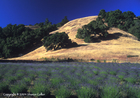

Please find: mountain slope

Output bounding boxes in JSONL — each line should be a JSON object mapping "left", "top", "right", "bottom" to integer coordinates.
{"left": 5, "top": 16, "right": 140, "bottom": 63}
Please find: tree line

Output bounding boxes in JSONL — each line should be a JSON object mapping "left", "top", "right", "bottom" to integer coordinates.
{"left": 76, "top": 9, "right": 140, "bottom": 42}
{"left": 99, "top": 9, "right": 140, "bottom": 40}
{"left": 1, "top": 10, "right": 140, "bottom": 58}
{"left": 0, "top": 16, "right": 69, "bottom": 58}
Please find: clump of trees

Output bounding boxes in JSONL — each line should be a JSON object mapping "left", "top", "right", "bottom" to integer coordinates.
{"left": 98, "top": 9, "right": 140, "bottom": 40}
{"left": 0, "top": 16, "right": 74, "bottom": 58}
{"left": 0, "top": 24, "right": 34, "bottom": 58}
{"left": 76, "top": 17, "right": 109, "bottom": 43}
{"left": 42, "top": 32, "right": 77, "bottom": 51}
{"left": 0, "top": 16, "right": 69, "bottom": 58}
{"left": 76, "top": 9, "right": 140, "bottom": 43}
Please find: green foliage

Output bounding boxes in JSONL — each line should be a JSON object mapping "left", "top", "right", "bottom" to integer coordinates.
{"left": 76, "top": 16, "right": 108, "bottom": 43}
{"left": 30, "top": 83, "right": 51, "bottom": 97}
{"left": 84, "top": 35, "right": 92, "bottom": 43}
{"left": 117, "top": 24, "right": 124, "bottom": 30}
{"left": 104, "top": 9, "right": 136, "bottom": 31}
{"left": 133, "top": 19, "right": 140, "bottom": 26}
{"left": 100, "top": 9, "right": 140, "bottom": 42}
{"left": 42, "top": 32, "right": 77, "bottom": 51}
{"left": 54, "top": 86, "right": 72, "bottom": 98}
{"left": 38, "top": 22, "right": 44, "bottom": 27}
{"left": 0, "top": 82, "right": 10, "bottom": 93}
{"left": 0, "top": 18, "right": 58, "bottom": 58}
{"left": 122, "top": 19, "right": 135, "bottom": 31}
{"left": 76, "top": 28, "right": 90, "bottom": 39}
{"left": 127, "top": 55, "right": 139, "bottom": 58}
{"left": 103, "top": 32, "right": 109, "bottom": 38}
{"left": 122, "top": 11, "right": 136, "bottom": 21}
{"left": 44, "top": 18, "right": 51, "bottom": 26}
{"left": 98, "top": 9, "right": 106, "bottom": 18}
{"left": 57, "top": 16, "right": 69, "bottom": 27}
{"left": 97, "top": 59, "right": 100, "bottom": 63}
{"left": 138, "top": 16, "right": 140, "bottom": 20}
{"left": 105, "top": 9, "right": 123, "bottom": 27}
{"left": 34, "top": 27, "right": 50, "bottom": 40}
{"left": 10, "top": 84, "right": 28, "bottom": 93}
{"left": 128, "top": 25, "right": 140, "bottom": 40}
{"left": 76, "top": 86, "right": 96, "bottom": 98}
{"left": 108, "top": 16, "right": 117, "bottom": 27}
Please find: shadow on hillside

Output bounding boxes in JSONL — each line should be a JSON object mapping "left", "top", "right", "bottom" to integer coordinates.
{"left": 54, "top": 43, "right": 88, "bottom": 50}
{"left": 12, "top": 41, "right": 43, "bottom": 58}
{"left": 0, "top": 58, "right": 82, "bottom": 63}
{"left": 91, "top": 32, "right": 123, "bottom": 42}
{"left": 69, "top": 44, "right": 88, "bottom": 47}
{"left": 8, "top": 32, "right": 123, "bottom": 58}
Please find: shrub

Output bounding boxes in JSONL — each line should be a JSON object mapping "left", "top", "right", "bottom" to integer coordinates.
{"left": 127, "top": 55, "right": 139, "bottom": 58}
{"left": 84, "top": 35, "right": 92, "bottom": 43}
{"left": 97, "top": 59, "right": 100, "bottom": 63}
{"left": 54, "top": 86, "right": 72, "bottom": 98}
{"left": 10, "top": 84, "right": 28, "bottom": 93}
{"left": 98, "top": 9, "right": 106, "bottom": 18}
{"left": 0, "top": 82, "right": 11, "bottom": 93}
{"left": 42, "top": 32, "right": 77, "bottom": 51}
{"left": 30, "top": 83, "right": 51, "bottom": 97}
{"left": 128, "top": 25, "right": 140, "bottom": 40}
{"left": 76, "top": 16, "right": 109, "bottom": 43}
{"left": 76, "top": 28, "right": 90, "bottom": 39}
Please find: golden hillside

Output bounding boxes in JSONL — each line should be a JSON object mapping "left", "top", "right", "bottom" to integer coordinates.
{"left": 5, "top": 16, "right": 140, "bottom": 63}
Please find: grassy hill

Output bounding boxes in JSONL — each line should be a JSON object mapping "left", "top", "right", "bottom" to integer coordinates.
{"left": 4, "top": 15, "right": 140, "bottom": 63}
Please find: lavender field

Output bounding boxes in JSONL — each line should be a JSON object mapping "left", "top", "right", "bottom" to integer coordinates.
{"left": 0, "top": 62, "right": 140, "bottom": 98}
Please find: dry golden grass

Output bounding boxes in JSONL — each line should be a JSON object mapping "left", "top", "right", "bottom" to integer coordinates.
{"left": 5, "top": 16, "right": 140, "bottom": 63}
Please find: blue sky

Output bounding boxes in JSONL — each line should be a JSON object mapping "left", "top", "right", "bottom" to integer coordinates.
{"left": 0, "top": 0, "right": 140, "bottom": 28}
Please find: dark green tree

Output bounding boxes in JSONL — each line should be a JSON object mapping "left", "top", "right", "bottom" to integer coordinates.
{"left": 38, "top": 22, "right": 44, "bottom": 28}
{"left": 105, "top": 9, "right": 122, "bottom": 27}
{"left": 57, "top": 16, "right": 69, "bottom": 27}
{"left": 2, "top": 24, "right": 13, "bottom": 37}
{"left": 108, "top": 16, "right": 117, "bottom": 27}
{"left": 128, "top": 25, "right": 140, "bottom": 40}
{"left": 61, "top": 16, "right": 69, "bottom": 25}
{"left": 0, "top": 18, "right": 59, "bottom": 58}
{"left": 122, "top": 11, "right": 136, "bottom": 21}
{"left": 138, "top": 16, "right": 140, "bottom": 20}
{"left": 2, "top": 45, "right": 9, "bottom": 58}
{"left": 105, "top": 12, "right": 110, "bottom": 22}
{"left": 76, "top": 28, "right": 90, "bottom": 39}
{"left": 16, "top": 24, "right": 26, "bottom": 37}
{"left": 133, "top": 19, "right": 140, "bottom": 26}
{"left": 84, "top": 35, "right": 92, "bottom": 43}
{"left": 98, "top": 9, "right": 106, "bottom": 18}
{"left": 44, "top": 18, "right": 52, "bottom": 28}
{"left": 0, "top": 40, "right": 5, "bottom": 57}
{"left": 76, "top": 16, "right": 108, "bottom": 43}
{"left": 42, "top": 32, "right": 77, "bottom": 51}
{"left": 122, "top": 19, "right": 135, "bottom": 31}
{"left": 0, "top": 27, "right": 4, "bottom": 38}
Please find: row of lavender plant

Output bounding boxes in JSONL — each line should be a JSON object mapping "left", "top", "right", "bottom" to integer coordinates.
{"left": 0, "top": 62, "right": 140, "bottom": 98}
